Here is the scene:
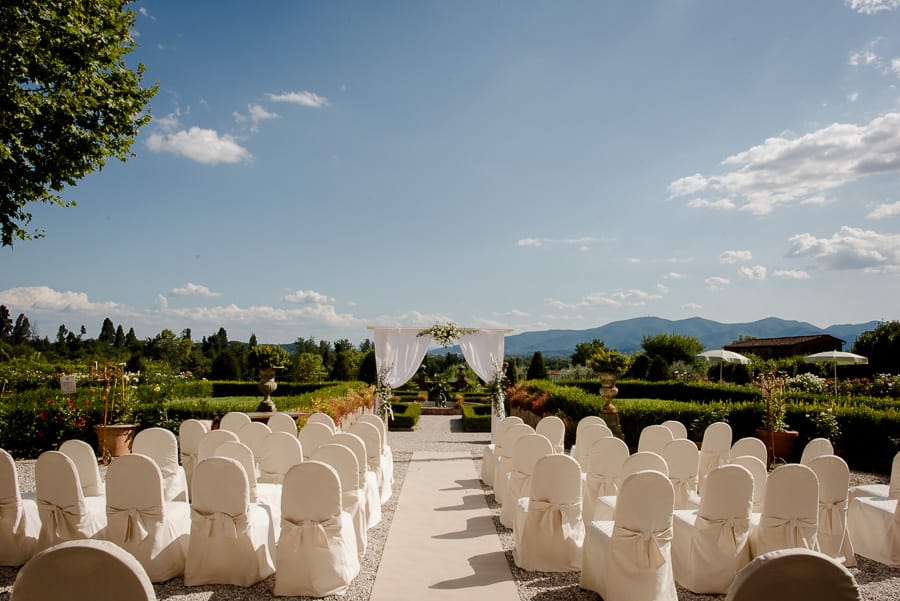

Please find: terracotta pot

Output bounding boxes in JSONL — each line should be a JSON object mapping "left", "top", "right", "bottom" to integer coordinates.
{"left": 94, "top": 424, "right": 137, "bottom": 458}
{"left": 755, "top": 428, "right": 799, "bottom": 464}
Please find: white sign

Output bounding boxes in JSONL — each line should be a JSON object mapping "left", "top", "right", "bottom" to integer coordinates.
{"left": 59, "top": 374, "right": 76, "bottom": 394}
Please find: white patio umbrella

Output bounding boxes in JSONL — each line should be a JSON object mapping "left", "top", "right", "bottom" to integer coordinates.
{"left": 696, "top": 349, "right": 751, "bottom": 381}
{"left": 803, "top": 350, "right": 868, "bottom": 396}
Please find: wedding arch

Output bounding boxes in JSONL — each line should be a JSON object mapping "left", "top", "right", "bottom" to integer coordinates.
{"left": 367, "top": 324, "right": 513, "bottom": 442}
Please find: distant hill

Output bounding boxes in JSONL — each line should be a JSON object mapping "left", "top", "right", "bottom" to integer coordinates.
{"left": 433, "top": 316, "right": 880, "bottom": 357}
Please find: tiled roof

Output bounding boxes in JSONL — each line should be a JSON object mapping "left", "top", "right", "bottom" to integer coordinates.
{"left": 725, "top": 334, "right": 843, "bottom": 348}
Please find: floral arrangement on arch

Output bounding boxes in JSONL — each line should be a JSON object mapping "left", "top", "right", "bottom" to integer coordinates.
{"left": 487, "top": 358, "right": 506, "bottom": 418}
{"left": 417, "top": 322, "right": 478, "bottom": 347}
{"left": 376, "top": 364, "right": 394, "bottom": 422}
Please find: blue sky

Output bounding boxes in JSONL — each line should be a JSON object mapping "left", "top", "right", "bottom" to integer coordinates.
{"left": 2, "top": 0, "right": 900, "bottom": 345}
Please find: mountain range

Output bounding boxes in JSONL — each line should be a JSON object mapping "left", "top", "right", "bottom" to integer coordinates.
{"left": 438, "top": 316, "right": 880, "bottom": 357}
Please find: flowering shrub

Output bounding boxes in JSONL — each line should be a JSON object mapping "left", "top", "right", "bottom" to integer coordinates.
{"left": 36, "top": 397, "right": 91, "bottom": 449}
{"left": 786, "top": 373, "right": 826, "bottom": 394}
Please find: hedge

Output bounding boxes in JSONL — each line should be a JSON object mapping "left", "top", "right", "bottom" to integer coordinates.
{"left": 461, "top": 404, "right": 493, "bottom": 432}
{"left": 209, "top": 381, "right": 332, "bottom": 397}
{"left": 387, "top": 403, "right": 421, "bottom": 430}
{"left": 557, "top": 379, "right": 763, "bottom": 404}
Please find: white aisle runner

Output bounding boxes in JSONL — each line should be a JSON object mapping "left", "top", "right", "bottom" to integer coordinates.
{"left": 369, "top": 451, "right": 519, "bottom": 601}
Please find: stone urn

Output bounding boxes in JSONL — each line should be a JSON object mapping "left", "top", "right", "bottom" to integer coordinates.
{"left": 94, "top": 423, "right": 137, "bottom": 460}
{"left": 257, "top": 367, "right": 278, "bottom": 412}
{"left": 599, "top": 372, "right": 624, "bottom": 438}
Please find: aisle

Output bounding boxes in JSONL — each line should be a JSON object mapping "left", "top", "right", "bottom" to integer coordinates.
{"left": 369, "top": 451, "right": 519, "bottom": 601}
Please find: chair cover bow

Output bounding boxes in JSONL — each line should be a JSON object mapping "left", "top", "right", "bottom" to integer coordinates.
{"left": 670, "top": 476, "right": 698, "bottom": 497}
{"left": 585, "top": 474, "right": 617, "bottom": 498}
{"left": 282, "top": 516, "right": 340, "bottom": 551}
{"left": 696, "top": 515, "right": 750, "bottom": 553}
{"left": 191, "top": 508, "right": 248, "bottom": 539}
{"left": 37, "top": 499, "right": 82, "bottom": 541}
{"left": 760, "top": 514, "right": 818, "bottom": 548}
{"left": 818, "top": 499, "right": 847, "bottom": 533}
{"left": 108, "top": 506, "right": 161, "bottom": 544}
{"left": 614, "top": 524, "right": 674, "bottom": 569}
{"left": 507, "top": 471, "right": 531, "bottom": 500}
{"left": 529, "top": 500, "right": 583, "bottom": 539}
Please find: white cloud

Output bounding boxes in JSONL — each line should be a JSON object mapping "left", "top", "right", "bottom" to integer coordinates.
{"left": 494, "top": 309, "right": 530, "bottom": 318}
{"left": 233, "top": 104, "right": 280, "bottom": 132}
{"left": 787, "top": 226, "right": 900, "bottom": 273}
{"left": 847, "top": 0, "right": 900, "bottom": 14}
{"left": 0, "top": 286, "right": 135, "bottom": 316}
{"left": 155, "top": 294, "right": 168, "bottom": 310}
{"left": 848, "top": 92, "right": 860, "bottom": 103}
{"left": 370, "top": 311, "right": 453, "bottom": 327}
{"left": 705, "top": 276, "right": 731, "bottom": 290}
{"left": 515, "top": 236, "right": 599, "bottom": 248}
{"left": 145, "top": 127, "right": 252, "bottom": 164}
{"left": 579, "top": 288, "right": 662, "bottom": 308}
{"left": 668, "top": 112, "right": 900, "bottom": 215}
{"left": 686, "top": 198, "right": 736, "bottom": 210}
{"left": 773, "top": 269, "right": 811, "bottom": 280}
{"left": 893, "top": 57, "right": 900, "bottom": 78}
{"left": 626, "top": 257, "right": 642, "bottom": 264}
{"left": 283, "top": 289, "right": 335, "bottom": 304}
{"left": 664, "top": 272, "right": 686, "bottom": 280}
{"left": 849, "top": 50, "right": 880, "bottom": 67}
{"left": 267, "top": 91, "right": 330, "bottom": 107}
{"left": 171, "top": 283, "right": 220, "bottom": 297}
{"left": 138, "top": 7, "right": 156, "bottom": 20}
{"left": 738, "top": 265, "right": 768, "bottom": 280}
{"left": 682, "top": 302, "right": 703, "bottom": 310}
{"left": 868, "top": 200, "right": 900, "bottom": 218}
{"left": 720, "top": 250, "right": 753, "bottom": 264}
{"left": 545, "top": 298, "right": 578, "bottom": 310}
{"left": 656, "top": 284, "right": 670, "bottom": 294}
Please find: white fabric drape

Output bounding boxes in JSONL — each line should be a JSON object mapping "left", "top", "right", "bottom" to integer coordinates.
{"left": 373, "top": 328, "right": 432, "bottom": 414}
{"left": 458, "top": 330, "right": 507, "bottom": 443}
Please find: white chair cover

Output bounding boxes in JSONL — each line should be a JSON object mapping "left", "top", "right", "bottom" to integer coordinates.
{"left": 10, "top": 539, "right": 157, "bottom": 601}
{"left": 572, "top": 421, "right": 613, "bottom": 471}
{"left": 698, "top": 421, "right": 732, "bottom": 496}
{"left": 513, "top": 454, "right": 583, "bottom": 571}
{"left": 333, "top": 432, "right": 380, "bottom": 529}
{"left": 500, "top": 434, "right": 553, "bottom": 528}
{"left": 35, "top": 451, "right": 106, "bottom": 550}
{"left": 237, "top": 421, "right": 272, "bottom": 461}
{"left": 801, "top": 438, "right": 835, "bottom": 465}
{"left": 178, "top": 419, "right": 207, "bottom": 498}
{"left": 358, "top": 414, "right": 393, "bottom": 491}
{"left": 0, "top": 448, "right": 40, "bottom": 566}
{"left": 494, "top": 424, "right": 534, "bottom": 505}
{"left": 583, "top": 436, "right": 630, "bottom": 524}
{"left": 731, "top": 455, "right": 767, "bottom": 513}
{"left": 661, "top": 419, "right": 688, "bottom": 440}
{"left": 58, "top": 440, "right": 104, "bottom": 498}
{"left": 595, "top": 451, "right": 669, "bottom": 521}
{"left": 847, "top": 495, "right": 899, "bottom": 567}
{"left": 215, "top": 441, "right": 282, "bottom": 541}
{"left": 638, "top": 425, "right": 674, "bottom": 455}
{"left": 725, "top": 548, "right": 861, "bottom": 601}
{"left": 266, "top": 412, "right": 299, "bottom": 437}
{"left": 570, "top": 415, "right": 609, "bottom": 460}
{"left": 196, "top": 429, "right": 239, "bottom": 462}
{"left": 662, "top": 438, "right": 700, "bottom": 510}
{"left": 306, "top": 412, "right": 336, "bottom": 433}
{"left": 349, "top": 421, "right": 390, "bottom": 503}
{"left": 848, "top": 451, "right": 900, "bottom": 503}
{"left": 275, "top": 461, "right": 360, "bottom": 597}
{"left": 481, "top": 416, "right": 523, "bottom": 487}
{"left": 105, "top": 453, "right": 190, "bottom": 582}
{"left": 258, "top": 432, "right": 303, "bottom": 484}
{"left": 133, "top": 427, "right": 189, "bottom": 503}
{"left": 750, "top": 463, "right": 819, "bottom": 557}
{"left": 313, "top": 443, "right": 367, "bottom": 557}
{"left": 808, "top": 455, "right": 855, "bottom": 566}
{"left": 219, "top": 411, "right": 250, "bottom": 433}
{"left": 672, "top": 464, "right": 754, "bottom": 593}
{"left": 581, "top": 470, "right": 677, "bottom": 601}
{"left": 299, "top": 422, "right": 335, "bottom": 461}
{"left": 730, "top": 437, "right": 768, "bottom": 464}
{"left": 536, "top": 415, "right": 566, "bottom": 454}
{"left": 184, "top": 457, "right": 275, "bottom": 587}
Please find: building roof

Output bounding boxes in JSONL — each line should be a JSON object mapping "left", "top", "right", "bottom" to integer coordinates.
{"left": 725, "top": 334, "right": 844, "bottom": 349}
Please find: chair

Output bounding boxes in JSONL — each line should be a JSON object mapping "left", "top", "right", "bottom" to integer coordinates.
{"left": 847, "top": 492, "right": 900, "bottom": 567}
{"left": 214, "top": 441, "right": 282, "bottom": 540}
{"left": 35, "top": 451, "right": 106, "bottom": 550}
{"left": 500, "top": 434, "right": 553, "bottom": 528}
{"left": 672, "top": 464, "right": 754, "bottom": 593}
{"left": 848, "top": 450, "right": 900, "bottom": 503}
{"left": 581, "top": 470, "right": 677, "bottom": 601}
{"left": 196, "top": 429, "right": 239, "bottom": 462}
{"left": 571, "top": 415, "right": 609, "bottom": 459}
{"left": 266, "top": 412, "right": 298, "bottom": 437}
{"left": 275, "top": 461, "right": 360, "bottom": 597}
{"left": 306, "top": 412, "right": 336, "bottom": 432}
{"left": 730, "top": 437, "right": 768, "bottom": 465}
{"left": 725, "top": 548, "right": 862, "bottom": 601}
{"left": 801, "top": 437, "right": 835, "bottom": 465}
{"left": 58, "top": 439, "right": 104, "bottom": 498}
{"left": 481, "top": 416, "right": 523, "bottom": 487}
{"left": 10, "top": 539, "right": 157, "bottom": 601}
{"left": 661, "top": 419, "right": 688, "bottom": 440}
{"left": 177, "top": 419, "right": 207, "bottom": 498}
{"left": 595, "top": 451, "right": 669, "bottom": 521}
{"left": 349, "top": 421, "right": 390, "bottom": 503}
{"left": 333, "top": 432, "right": 380, "bottom": 529}
{"left": 572, "top": 420, "right": 613, "bottom": 470}
{"left": 494, "top": 423, "right": 534, "bottom": 506}
{"left": 299, "top": 422, "right": 335, "bottom": 461}
{"left": 132, "top": 427, "right": 189, "bottom": 502}
{"left": 750, "top": 463, "right": 819, "bottom": 556}
{"left": 184, "top": 457, "right": 275, "bottom": 587}
{"left": 638, "top": 424, "right": 674, "bottom": 455}
{"left": 257, "top": 432, "right": 302, "bottom": 484}
{"left": 731, "top": 455, "right": 768, "bottom": 513}
{"left": 698, "top": 421, "right": 732, "bottom": 495}
{"left": 808, "top": 455, "right": 855, "bottom": 566}
{"left": 583, "top": 436, "right": 630, "bottom": 524}
{"left": 0, "top": 448, "right": 40, "bottom": 566}
{"left": 662, "top": 438, "right": 700, "bottom": 510}
{"left": 313, "top": 443, "right": 367, "bottom": 557}
{"left": 513, "top": 453, "right": 583, "bottom": 571}
{"left": 219, "top": 411, "right": 250, "bottom": 433}
{"left": 237, "top": 421, "right": 272, "bottom": 461}
{"left": 358, "top": 413, "right": 393, "bottom": 489}
{"left": 536, "top": 415, "right": 566, "bottom": 454}
{"left": 105, "top": 453, "right": 190, "bottom": 582}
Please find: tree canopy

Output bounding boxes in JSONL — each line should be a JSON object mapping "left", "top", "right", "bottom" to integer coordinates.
{"left": 0, "top": 0, "right": 157, "bottom": 246}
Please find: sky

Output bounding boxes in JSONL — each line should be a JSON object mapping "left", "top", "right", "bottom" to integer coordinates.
{"left": 2, "top": 0, "right": 900, "bottom": 346}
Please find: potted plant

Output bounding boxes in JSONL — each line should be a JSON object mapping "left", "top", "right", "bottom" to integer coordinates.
{"left": 755, "top": 371, "right": 799, "bottom": 464}
{"left": 90, "top": 362, "right": 138, "bottom": 461}
{"left": 249, "top": 344, "right": 291, "bottom": 411}
{"left": 588, "top": 348, "right": 631, "bottom": 438}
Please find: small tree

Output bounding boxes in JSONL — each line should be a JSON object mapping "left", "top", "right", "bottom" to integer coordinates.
{"left": 526, "top": 351, "right": 548, "bottom": 380}
{"left": 505, "top": 359, "right": 519, "bottom": 385}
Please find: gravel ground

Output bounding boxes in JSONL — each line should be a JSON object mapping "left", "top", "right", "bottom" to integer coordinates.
{"left": 2, "top": 415, "right": 898, "bottom": 601}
